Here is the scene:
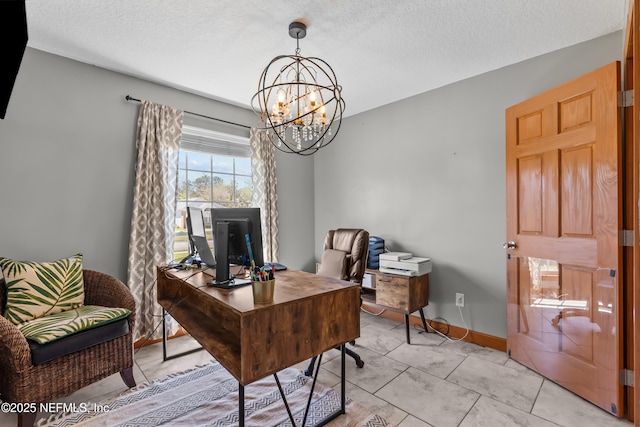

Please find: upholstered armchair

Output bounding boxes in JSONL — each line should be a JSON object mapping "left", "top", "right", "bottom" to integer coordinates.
{"left": 305, "top": 228, "right": 369, "bottom": 376}
{"left": 0, "top": 270, "right": 136, "bottom": 427}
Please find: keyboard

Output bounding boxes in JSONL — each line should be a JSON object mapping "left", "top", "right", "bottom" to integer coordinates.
{"left": 265, "top": 262, "right": 287, "bottom": 271}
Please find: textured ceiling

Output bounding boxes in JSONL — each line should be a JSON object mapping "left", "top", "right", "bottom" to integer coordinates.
{"left": 25, "top": 0, "right": 627, "bottom": 117}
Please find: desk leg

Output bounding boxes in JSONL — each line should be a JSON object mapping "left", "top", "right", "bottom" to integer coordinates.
{"left": 340, "top": 343, "right": 346, "bottom": 414}
{"left": 161, "top": 309, "right": 205, "bottom": 361}
{"left": 274, "top": 347, "right": 346, "bottom": 427}
{"left": 311, "top": 345, "right": 346, "bottom": 427}
{"left": 239, "top": 383, "right": 244, "bottom": 427}
{"left": 276, "top": 352, "right": 326, "bottom": 427}
{"left": 405, "top": 314, "right": 411, "bottom": 344}
{"left": 275, "top": 369, "right": 299, "bottom": 425}
{"left": 419, "top": 308, "right": 429, "bottom": 333}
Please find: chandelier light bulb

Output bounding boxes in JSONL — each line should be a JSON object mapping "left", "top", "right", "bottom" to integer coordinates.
{"left": 277, "top": 91, "right": 285, "bottom": 107}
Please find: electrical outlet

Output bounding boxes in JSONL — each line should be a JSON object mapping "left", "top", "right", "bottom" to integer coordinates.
{"left": 456, "top": 293, "right": 464, "bottom": 307}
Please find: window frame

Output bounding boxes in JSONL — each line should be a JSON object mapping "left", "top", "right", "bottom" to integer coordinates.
{"left": 174, "top": 125, "right": 252, "bottom": 261}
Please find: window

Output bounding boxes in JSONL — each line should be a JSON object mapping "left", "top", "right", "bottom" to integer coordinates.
{"left": 174, "top": 126, "right": 252, "bottom": 262}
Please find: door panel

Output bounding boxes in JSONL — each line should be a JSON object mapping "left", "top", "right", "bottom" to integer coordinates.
{"left": 506, "top": 62, "right": 622, "bottom": 415}
{"left": 518, "top": 156, "right": 543, "bottom": 233}
{"left": 561, "top": 145, "right": 594, "bottom": 236}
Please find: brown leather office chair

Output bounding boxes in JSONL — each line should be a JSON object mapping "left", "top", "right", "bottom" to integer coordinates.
{"left": 304, "top": 228, "right": 369, "bottom": 376}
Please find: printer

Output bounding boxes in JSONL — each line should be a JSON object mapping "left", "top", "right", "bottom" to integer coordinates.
{"left": 378, "top": 252, "right": 432, "bottom": 276}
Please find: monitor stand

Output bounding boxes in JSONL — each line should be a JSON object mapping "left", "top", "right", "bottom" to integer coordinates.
{"left": 212, "top": 222, "right": 230, "bottom": 286}
{"left": 209, "top": 222, "right": 253, "bottom": 289}
{"left": 229, "top": 277, "right": 251, "bottom": 286}
{"left": 210, "top": 275, "right": 251, "bottom": 289}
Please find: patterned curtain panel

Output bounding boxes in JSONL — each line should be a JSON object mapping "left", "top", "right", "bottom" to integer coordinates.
{"left": 127, "top": 100, "right": 183, "bottom": 341}
{"left": 250, "top": 128, "right": 279, "bottom": 263}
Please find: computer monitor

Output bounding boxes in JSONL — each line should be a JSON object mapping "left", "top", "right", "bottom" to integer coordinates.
{"left": 185, "top": 207, "right": 206, "bottom": 254}
{"left": 184, "top": 206, "right": 217, "bottom": 267}
{"left": 210, "top": 207, "right": 264, "bottom": 285}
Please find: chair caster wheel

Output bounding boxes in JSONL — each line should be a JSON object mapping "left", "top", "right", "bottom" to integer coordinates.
{"left": 356, "top": 360, "right": 364, "bottom": 368}
{"left": 303, "top": 368, "right": 313, "bottom": 377}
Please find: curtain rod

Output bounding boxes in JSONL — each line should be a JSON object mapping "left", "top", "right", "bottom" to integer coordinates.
{"left": 125, "top": 95, "right": 251, "bottom": 130}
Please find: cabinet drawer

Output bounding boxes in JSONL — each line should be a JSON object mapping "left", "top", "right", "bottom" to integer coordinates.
{"left": 375, "top": 275, "right": 410, "bottom": 311}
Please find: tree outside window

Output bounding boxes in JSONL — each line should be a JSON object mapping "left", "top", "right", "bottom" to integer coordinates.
{"left": 174, "top": 150, "right": 252, "bottom": 261}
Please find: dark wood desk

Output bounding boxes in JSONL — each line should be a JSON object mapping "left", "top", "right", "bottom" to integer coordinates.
{"left": 156, "top": 267, "right": 361, "bottom": 425}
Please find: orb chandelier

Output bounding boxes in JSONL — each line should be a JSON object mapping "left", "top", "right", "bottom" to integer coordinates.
{"left": 251, "top": 21, "right": 345, "bottom": 156}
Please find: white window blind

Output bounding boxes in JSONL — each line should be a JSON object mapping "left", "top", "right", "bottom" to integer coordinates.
{"left": 180, "top": 125, "right": 250, "bottom": 157}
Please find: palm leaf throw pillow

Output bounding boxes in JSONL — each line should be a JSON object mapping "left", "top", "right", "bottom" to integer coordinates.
{"left": 0, "top": 254, "right": 85, "bottom": 325}
{"left": 17, "top": 305, "right": 131, "bottom": 344}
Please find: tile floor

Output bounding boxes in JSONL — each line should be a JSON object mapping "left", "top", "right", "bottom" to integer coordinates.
{"left": 0, "top": 311, "right": 633, "bottom": 427}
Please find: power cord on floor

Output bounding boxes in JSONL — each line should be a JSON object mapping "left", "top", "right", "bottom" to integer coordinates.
{"left": 417, "top": 306, "right": 470, "bottom": 342}
{"left": 361, "top": 306, "right": 386, "bottom": 316}
{"left": 417, "top": 316, "right": 449, "bottom": 336}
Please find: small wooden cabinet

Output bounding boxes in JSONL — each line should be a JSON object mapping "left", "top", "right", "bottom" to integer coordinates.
{"left": 364, "top": 269, "right": 429, "bottom": 344}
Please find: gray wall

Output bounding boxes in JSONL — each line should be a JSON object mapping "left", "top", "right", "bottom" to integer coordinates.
{"left": 0, "top": 33, "right": 624, "bottom": 339}
{"left": 314, "top": 31, "right": 624, "bottom": 339}
{"left": 0, "top": 48, "right": 315, "bottom": 282}
{"left": 274, "top": 153, "right": 316, "bottom": 272}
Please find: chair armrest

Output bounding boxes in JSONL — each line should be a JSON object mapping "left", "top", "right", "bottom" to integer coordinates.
{"left": 0, "top": 315, "right": 32, "bottom": 372}
{"left": 82, "top": 270, "right": 136, "bottom": 330}
{"left": 83, "top": 270, "right": 135, "bottom": 309}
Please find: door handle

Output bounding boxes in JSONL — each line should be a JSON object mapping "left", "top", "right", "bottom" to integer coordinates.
{"left": 503, "top": 241, "right": 517, "bottom": 250}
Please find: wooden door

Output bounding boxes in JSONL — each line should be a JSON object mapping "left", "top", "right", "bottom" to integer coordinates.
{"left": 626, "top": 1, "right": 640, "bottom": 424}
{"left": 506, "top": 62, "right": 623, "bottom": 416}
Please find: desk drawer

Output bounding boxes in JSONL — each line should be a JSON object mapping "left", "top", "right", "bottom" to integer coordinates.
{"left": 375, "top": 275, "right": 410, "bottom": 311}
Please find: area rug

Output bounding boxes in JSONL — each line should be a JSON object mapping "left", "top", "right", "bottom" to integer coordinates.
{"left": 37, "top": 360, "right": 392, "bottom": 426}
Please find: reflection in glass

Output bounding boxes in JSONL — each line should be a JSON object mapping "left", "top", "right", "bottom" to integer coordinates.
{"left": 526, "top": 258, "right": 590, "bottom": 311}
{"left": 517, "top": 257, "right": 616, "bottom": 363}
